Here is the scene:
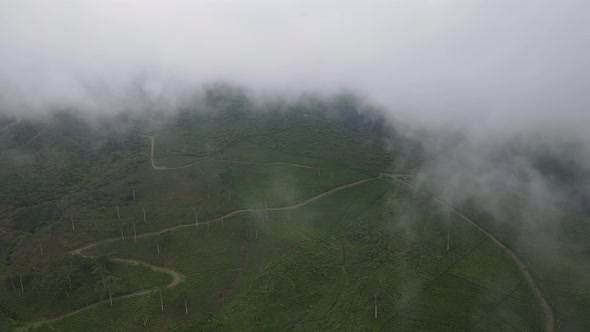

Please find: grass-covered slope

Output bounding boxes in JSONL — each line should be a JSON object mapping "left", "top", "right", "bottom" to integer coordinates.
{"left": 0, "top": 102, "right": 583, "bottom": 331}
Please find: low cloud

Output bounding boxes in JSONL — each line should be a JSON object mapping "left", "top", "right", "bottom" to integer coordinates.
{"left": 1, "top": 0, "right": 589, "bottom": 215}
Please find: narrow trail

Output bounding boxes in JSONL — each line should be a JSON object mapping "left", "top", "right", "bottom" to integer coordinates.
{"left": 383, "top": 175, "right": 555, "bottom": 332}
{"left": 28, "top": 175, "right": 384, "bottom": 329}
{"left": 25, "top": 133, "right": 552, "bottom": 331}
{"left": 139, "top": 133, "right": 553, "bottom": 331}
{"left": 21, "top": 258, "right": 184, "bottom": 330}
{"left": 21, "top": 131, "right": 41, "bottom": 148}
{"left": 139, "top": 133, "right": 324, "bottom": 171}
{"left": 74, "top": 176, "right": 381, "bottom": 254}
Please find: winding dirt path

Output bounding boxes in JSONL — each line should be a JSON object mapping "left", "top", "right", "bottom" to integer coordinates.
{"left": 139, "top": 133, "right": 553, "bottom": 331}
{"left": 383, "top": 174, "right": 555, "bottom": 332}
{"left": 21, "top": 131, "right": 42, "bottom": 148}
{"left": 74, "top": 176, "right": 381, "bottom": 254}
{"left": 21, "top": 258, "right": 184, "bottom": 330}
{"left": 138, "top": 133, "right": 322, "bottom": 171}
{"left": 26, "top": 175, "right": 384, "bottom": 329}
{"left": 25, "top": 133, "right": 553, "bottom": 331}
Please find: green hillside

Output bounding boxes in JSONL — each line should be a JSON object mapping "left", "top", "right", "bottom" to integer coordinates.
{"left": 0, "top": 100, "right": 587, "bottom": 331}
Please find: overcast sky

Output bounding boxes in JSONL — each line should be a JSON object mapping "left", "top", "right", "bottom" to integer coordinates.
{"left": 1, "top": 0, "right": 589, "bottom": 137}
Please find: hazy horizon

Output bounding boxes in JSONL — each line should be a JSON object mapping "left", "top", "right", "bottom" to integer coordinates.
{"left": 2, "top": 0, "right": 590, "bottom": 220}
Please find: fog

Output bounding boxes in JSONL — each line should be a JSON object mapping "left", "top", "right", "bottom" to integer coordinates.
{"left": 2, "top": 1, "right": 590, "bottom": 211}
{"left": 3, "top": 3, "right": 590, "bottom": 326}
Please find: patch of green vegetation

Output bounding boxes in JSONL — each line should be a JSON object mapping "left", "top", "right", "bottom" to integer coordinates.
{"left": 1, "top": 256, "right": 170, "bottom": 329}
{"left": 456, "top": 188, "right": 590, "bottom": 331}
{"left": 11, "top": 203, "right": 62, "bottom": 233}
{"left": 204, "top": 182, "right": 542, "bottom": 331}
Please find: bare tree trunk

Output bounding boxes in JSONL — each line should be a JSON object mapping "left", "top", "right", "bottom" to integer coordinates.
{"left": 108, "top": 284, "right": 113, "bottom": 307}
{"left": 39, "top": 242, "right": 43, "bottom": 255}
{"left": 185, "top": 299, "right": 188, "bottom": 314}
{"left": 132, "top": 187, "right": 136, "bottom": 201}
{"left": 70, "top": 215, "right": 75, "bottom": 231}
{"left": 65, "top": 288, "right": 69, "bottom": 298}
{"left": 159, "top": 292, "right": 164, "bottom": 312}
{"left": 134, "top": 223, "right": 137, "bottom": 243}
{"left": 120, "top": 226, "right": 125, "bottom": 240}
{"left": 11, "top": 279, "right": 16, "bottom": 293}
{"left": 374, "top": 295, "right": 378, "bottom": 319}
{"left": 221, "top": 218, "right": 224, "bottom": 228}
{"left": 116, "top": 206, "right": 120, "bottom": 220}
{"left": 143, "top": 207, "right": 146, "bottom": 223}
{"left": 143, "top": 318, "right": 147, "bottom": 327}
{"left": 156, "top": 241, "right": 160, "bottom": 255}
{"left": 20, "top": 275, "right": 24, "bottom": 292}
{"left": 194, "top": 208, "right": 199, "bottom": 227}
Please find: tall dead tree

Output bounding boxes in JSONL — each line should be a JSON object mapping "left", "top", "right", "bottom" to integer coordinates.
{"left": 132, "top": 188, "right": 136, "bottom": 201}
{"left": 70, "top": 215, "right": 75, "bottom": 231}
{"left": 185, "top": 298, "right": 188, "bottom": 314}
{"left": 159, "top": 291, "right": 164, "bottom": 312}
{"left": 116, "top": 206, "right": 120, "bottom": 220}
{"left": 374, "top": 294, "right": 378, "bottom": 319}
{"left": 133, "top": 223, "right": 137, "bottom": 243}
{"left": 143, "top": 207, "right": 147, "bottom": 223}
{"left": 108, "top": 282, "right": 113, "bottom": 307}
{"left": 194, "top": 208, "right": 199, "bottom": 227}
